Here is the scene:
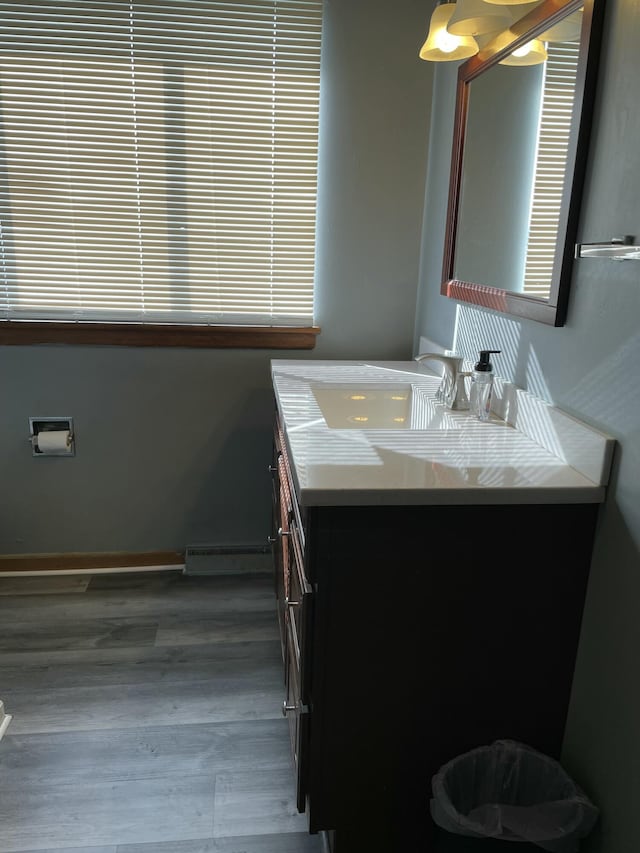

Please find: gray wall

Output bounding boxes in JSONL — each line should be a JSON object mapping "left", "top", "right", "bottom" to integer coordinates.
{"left": 0, "top": 0, "right": 432, "bottom": 555}
{"left": 415, "top": 1, "right": 640, "bottom": 850}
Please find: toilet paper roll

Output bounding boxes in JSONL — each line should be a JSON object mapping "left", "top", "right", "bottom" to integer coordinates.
{"left": 36, "top": 430, "right": 71, "bottom": 453}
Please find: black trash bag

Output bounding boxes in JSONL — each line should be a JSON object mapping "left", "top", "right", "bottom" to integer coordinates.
{"left": 430, "top": 740, "right": 599, "bottom": 853}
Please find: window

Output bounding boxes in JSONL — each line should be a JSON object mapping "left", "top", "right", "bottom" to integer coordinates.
{"left": 0, "top": 0, "right": 322, "bottom": 347}
{"left": 522, "top": 39, "right": 580, "bottom": 298}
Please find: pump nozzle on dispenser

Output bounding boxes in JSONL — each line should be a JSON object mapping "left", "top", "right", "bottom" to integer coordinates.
{"left": 475, "top": 350, "right": 501, "bottom": 372}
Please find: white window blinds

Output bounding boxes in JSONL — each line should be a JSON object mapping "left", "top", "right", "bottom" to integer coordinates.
{"left": 0, "top": 0, "right": 322, "bottom": 327}
{"left": 523, "top": 39, "right": 580, "bottom": 298}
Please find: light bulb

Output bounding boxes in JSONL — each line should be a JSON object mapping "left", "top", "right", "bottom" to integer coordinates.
{"left": 512, "top": 40, "right": 535, "bottom": 57}
{"left": 498, "top": 35, "right": 547, "bottom": 66}
{"left": 435, "top": 27, "right": 460, "bottom": 53}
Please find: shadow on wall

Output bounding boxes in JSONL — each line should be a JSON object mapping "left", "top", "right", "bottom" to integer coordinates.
{"left": 451, "top": 308, "right": 640, "bottom": 445}
{"left": 563, "top": 331, "right": 640, "bottom": 432}
{"left": 451, "top": 307, "right": 553, "bottom": 402}
{"left": 184, "top": 386, "right": 276, "bottom": 548}
{"left": 561, "top": 488, "right": 640, "bottom": 853}
{"left": 0, "top": 346, "right": 277, "bottom": 555}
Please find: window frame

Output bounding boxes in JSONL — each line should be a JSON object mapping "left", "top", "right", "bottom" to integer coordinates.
{"left": 0, "top": 320, "right": 320, "bottom": 348}
{"left": 0, "top": 0, "right": 322, "bottom": 349}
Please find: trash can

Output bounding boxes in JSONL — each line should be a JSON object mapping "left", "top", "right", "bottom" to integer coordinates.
{"left": 430, "top": 740, "right": 599, "bottom": 852}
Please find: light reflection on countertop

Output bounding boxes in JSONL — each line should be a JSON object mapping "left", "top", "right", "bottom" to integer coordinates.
{"left": 272, "top": 360, "right": 614, "bottom": 507}
{"left": 310, "top": 382, "right": 460, "bottom": 430}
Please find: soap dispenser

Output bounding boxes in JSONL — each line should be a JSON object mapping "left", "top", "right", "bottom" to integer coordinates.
{"left": 470, "top": 350, "right": 500, "bottom": 421}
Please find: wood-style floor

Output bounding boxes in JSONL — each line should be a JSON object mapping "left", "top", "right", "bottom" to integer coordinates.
{"left": 0, "top": 570, "right": 324, "bottom": 853}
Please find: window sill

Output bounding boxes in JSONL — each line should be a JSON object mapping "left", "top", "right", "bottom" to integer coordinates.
{"left": 0, "top": 321, "right": 320, "bottom": 349}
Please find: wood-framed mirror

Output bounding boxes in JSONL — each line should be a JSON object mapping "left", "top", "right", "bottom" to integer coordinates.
{"left": 441, "top": 0, "right": 604, "bottom": 326}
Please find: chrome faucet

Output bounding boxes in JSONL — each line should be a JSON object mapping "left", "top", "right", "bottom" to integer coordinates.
{"left": 414, "top": 353, "right": 470, "bottom": 411}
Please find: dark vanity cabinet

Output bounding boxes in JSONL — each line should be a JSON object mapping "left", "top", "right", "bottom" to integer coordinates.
{"left": 270, "top": 410, "right": 599, "bottom": 852}
{"left": 270, "top": 415, "right": 313, "bottom": 813}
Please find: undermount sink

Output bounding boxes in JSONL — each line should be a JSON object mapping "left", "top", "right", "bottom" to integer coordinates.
{"left": 310, "top": 382, "right": 461, "bottom": 430}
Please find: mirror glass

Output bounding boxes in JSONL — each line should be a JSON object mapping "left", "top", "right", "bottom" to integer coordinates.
{"left": 442, "top": 0, "right": 603, "bottom": 326}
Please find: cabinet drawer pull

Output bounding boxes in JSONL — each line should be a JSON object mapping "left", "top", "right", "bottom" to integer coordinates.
{"left": 278, "top": 527, "right": 290, "bottom": 538}
{"left": 285, "top": 596, "right": 300, "bottom": 607}
{"left": 268, "top": 464, "right": 277, "bottom": 473}
{"left": 267, "top": 535, "right": 277, "bottom": 544}
{"left": 282, "top": 700, "right": 297, "bottom": 715}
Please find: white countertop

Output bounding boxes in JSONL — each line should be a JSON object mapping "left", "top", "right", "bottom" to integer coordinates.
{"left": 271, "top": 360, "right": 615, "bottom": 507}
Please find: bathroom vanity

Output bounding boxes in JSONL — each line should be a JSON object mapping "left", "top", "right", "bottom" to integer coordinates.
{"left": 269, "top": 360, "right": 614, "bottom": 852}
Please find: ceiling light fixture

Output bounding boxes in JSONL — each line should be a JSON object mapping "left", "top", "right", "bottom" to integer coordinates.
{"left": 499, "top": 36, "right": 548, "bottom": 65}
{"left": 419, "top": 2, "right": 479, "bottom": 62}
{"left": 419, "top": 1, "right": 557, "bottom": 65}
{"left": 447, "top": 0, "right": 511, "bottom": 36}
{"left": 483, "top": 0, "right": 539, "bottom": 6}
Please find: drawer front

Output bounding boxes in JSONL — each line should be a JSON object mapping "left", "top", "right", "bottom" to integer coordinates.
{"left": 275, "top": 413, "right": 305, "bottom": 547}
{"left": 273, "top": 412, "right": 313, "bottom": 698}
{"left": 273, "top": 479, "right": 289, "bottom": 661}
{"left": 287, "top": 515, "right": 312, "bottom": 705}
{"left": 278, "top": 455, "right": 294, "bottom": 627}
{"left": 269, "top": 428, "right": 280, "bottom": 508}
{"left": 284, "top": 623, "right": 309, "bottom": 814}
{"left": 273, "top": 409, "right": 313, "bottom": 814}
{"left": 270, "top": 431, "right": 292, "bottom": 661}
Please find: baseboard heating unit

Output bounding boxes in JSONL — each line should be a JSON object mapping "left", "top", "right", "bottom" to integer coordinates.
{"left": 184, "top": 545, "right": 272, "bottom": 576}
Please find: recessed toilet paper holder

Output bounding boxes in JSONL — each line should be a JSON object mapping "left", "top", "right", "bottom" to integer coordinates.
{"left": 29, "top": 417, "right": 75, "bottom": 456}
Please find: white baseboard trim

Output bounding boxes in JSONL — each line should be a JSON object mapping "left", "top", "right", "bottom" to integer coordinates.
{"left": 0, "top": 564, "right": 185, "bottom": 578}
{"left": 185, "top": 545, "right": 272, "bottom": 576}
